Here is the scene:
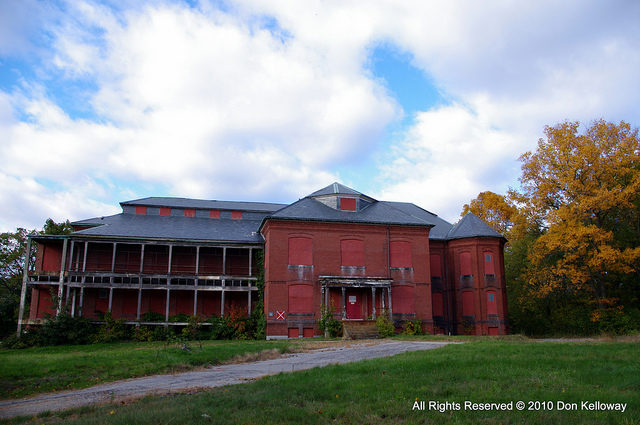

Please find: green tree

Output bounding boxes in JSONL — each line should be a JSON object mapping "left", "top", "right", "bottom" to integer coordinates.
{"left": 0, "top": 228, "right": 36, "bottom": 338}
{"left": 1, "top": 219, "right": 72, "bottom": 339}
{"left": 465, "top": 120, "right": 640, "bottom": 335}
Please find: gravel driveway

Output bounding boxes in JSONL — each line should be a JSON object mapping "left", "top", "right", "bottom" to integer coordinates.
{"left": 0, "top": 340, "right": 454, "bottom": 419}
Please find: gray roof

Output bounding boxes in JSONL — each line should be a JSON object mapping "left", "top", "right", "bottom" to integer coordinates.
{"left": 72, "top": 213, "right": 264, "bottom": 243}
{"left": 121, "top": 197, "right": 286, "bottom": 212}
{"left": 382, "top": 201, "right": 453, "bottom": 240}
{"left": 307, "top": 182, "right": 366, "bottom": 197}
{"left": 264, "top": 197, "right": 437, "bottom": 228}
{"left": 447, "top": 212, "right": 504, "bottom": 240}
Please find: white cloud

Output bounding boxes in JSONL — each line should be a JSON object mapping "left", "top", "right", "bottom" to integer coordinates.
{"left": 376, "top": 104, "right": 523, "bottom": 222}
{"left": 0, "top": 0, "right": 638, "bottom": 230}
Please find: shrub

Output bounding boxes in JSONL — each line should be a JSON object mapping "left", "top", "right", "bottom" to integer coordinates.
{"left": 92, "top": 312, "right": 130, "bottom": 343}
{"left": 141, "top": 312, "right": 165, "bottom": 322}
{"left": 402, "top": 319, "right": 423, "bottom": 335}
{"left": 376, "top": 313, "right": 395, "bottom": 338}
{"left": 318, "top": 304, "right": 343, "bottom": 338}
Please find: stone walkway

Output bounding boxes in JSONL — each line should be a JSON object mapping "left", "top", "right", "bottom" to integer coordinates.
{"left": 0, "top": 340, "right": 454, "bottom": 419}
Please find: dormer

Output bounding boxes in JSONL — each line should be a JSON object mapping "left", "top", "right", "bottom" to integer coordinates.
{"left": 307, "top": 182, "right": 376, "bottom": 212}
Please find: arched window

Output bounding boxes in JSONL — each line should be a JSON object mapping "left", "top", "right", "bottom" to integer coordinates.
{"left": 288, "top": 237, "right": 312, "bottom": 265}
{"left": 484, "top": 252, "right": 495, "bottom": 275}
{"left": 432, "top": 292, "right": 444, "bottom": 317}
{"left": 430, "top": 254, "right": 441, "bottom": 278}
{"left": 487, "top": 291, "right": 498, "bottom": 315}
{"left": 390, "top": 241, "right": 412, "bottom": 268}
{"left": 288, "top": 284, "right": 313, "bottom": 313}
{"left": 460, "top": 252, "right": 472, "bottom": 276}
{"left": 462, "top": 291, "right": 474, "bottom": 316}
{"left": 341, "top": 239, "right": 364, "bottom": 266}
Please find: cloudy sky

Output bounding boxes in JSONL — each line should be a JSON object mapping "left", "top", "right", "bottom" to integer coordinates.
{"left": 1, "top": 0, "right": 639, "bottom": 231}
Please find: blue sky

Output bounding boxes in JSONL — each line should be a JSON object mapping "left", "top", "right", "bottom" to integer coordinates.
{"left": 1, "top": 0, "right": 639, "bottom": 231}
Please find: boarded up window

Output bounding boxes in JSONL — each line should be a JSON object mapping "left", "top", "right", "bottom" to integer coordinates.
{"left": 303, "top": 328, "right": 314, "bottom": 338}
{"left": 432, "top": 292, "right": 444, "bottom": 317}
{"left": 288, "top": 237, "right": 312, "bottom": 265}
{"left": 135, "top": 206, "right": 147, "bottom": 215}
{"left": 430, "top": 254, "right": 441, "bottom": 277}
{"left": 484, "top": 252, "right": 495, "bottom": 275}
{"left": 488, "top": 327, "right": 499, "bottom": 335}
{"left": 340, "top": 198, "right": 356, "bottom": 211}
{"left": 159, "top": 207, "right": 171, "bottom": 216}
{"left": 390, "top": 241, "right": 412, "bottom": 268}
{"left": 487, "top": 291, "right": 497, "bottom": 315}
{"left": 184, "top": 208, "right": 195, "bottom": 217}
{"left": 288, "top": 284, "right": 313, "bottom": 313}
{"left": 341, "top": 239, "right": 364, "bottom": 266}
{"left": 209, "top": 209, "right": 220, "bottom": 218}
{"left": 231, "top": 211, "right": 243, "bottom": 219}
{"left": 288, "top": 328, "right": 299, "bottom": 338}
{"left": 462, "top": 291, "right": 474, "bottom": 316}
{"left": 460, "top": 252, "right": 472, "bottom": 276}
{"left": 392, "top": 285, "right": 415, "bottom": 313}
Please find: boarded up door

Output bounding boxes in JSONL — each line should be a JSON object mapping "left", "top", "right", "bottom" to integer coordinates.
{"left": 345, "top": 290, "right": 362, "bottom": 319}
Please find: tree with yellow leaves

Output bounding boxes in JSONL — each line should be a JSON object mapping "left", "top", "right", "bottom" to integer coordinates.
{"left": 465, "top": 120, "right": 640, "bottom": 334}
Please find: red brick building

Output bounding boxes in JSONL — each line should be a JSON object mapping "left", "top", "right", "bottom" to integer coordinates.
{"left": 18, "top": 183, "right": 508, "bottom": 338}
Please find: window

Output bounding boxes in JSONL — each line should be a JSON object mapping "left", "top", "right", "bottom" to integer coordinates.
{"left": 231, "top": 211, "right": 243, "bottom": 219}
{"left": 392, "top": 285, "right": 415, "bottom": 313}
{"left": 184, "top": 208, "right": 195, "bottom": 217}
{"left": 135, "top": 206, "right": 147, "bottom": 215}
{"left": 340, "top": 198, "right": 356, "bottom": 211}
{"left": 288, "top": 285, "right": 313, "bottom": 313}
{"left": 432, "top": 292, "right": 444, "bottom": 316}
{"left": 159, "top": 207, "right": 171, "bottom": 216}
{"left": 462, "top": 291, "right": 474, "bottom": 316}
{"left": 390, "top": 241, "right": 412, "bottom": 268}
{"left": 341, "top": 239, "right": 364, "bottom": 266}
{"left": 288, "top": 237, "right": 312, "bottom": 265}
{"left": 460, "top": 252, "right": 472, "bottom": 276}
{"left": 487, "top": 291, "right": 498, "bottom": 315}
{"left": 484, "top": 252, "right": 495, "bottom": 275}
{"left": 209, "top": 210, "right": 220, "bottom": 218}
{"left": 430, "top": 254, "right": 441, "bottom": 278}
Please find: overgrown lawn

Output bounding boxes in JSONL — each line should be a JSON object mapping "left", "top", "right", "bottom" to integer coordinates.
{"left": 4, "top": 340, "right": 638, "bottom": 424}
{"left": 0, "top": 340, "right": 296, "bottom": 399}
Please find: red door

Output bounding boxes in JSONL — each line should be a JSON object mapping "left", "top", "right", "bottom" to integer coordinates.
{"left": 345, "top": 290, "right": 362, "bottom": 319}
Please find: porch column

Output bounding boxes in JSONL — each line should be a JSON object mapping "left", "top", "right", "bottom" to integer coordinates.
{"left": 387, "top": 287, "right": 393, "bottom": 318}
{"left": 371, "top": 287, "right": 376, "bottom": 319}
{"left": 110, "top": 242, "right": 116, "bottom": 288}
{"left": 194, "top": 246, "right": 200, "bottom": 316}
{"left": 137, "top": 244, "right": 145, "bottom": 321}
{"left": 248, "top": 248, "right": 252, "bottom": 276}
{"left": 382, "top": 287, "right": 386, "bottom": 311}
{"left": 222, "top": 247, "right": 227, "bottom": 275}
{"left": 325, "top": 286, "right": 329, "bottom": 310}
{"left": 341, "top": 287, "right": 346, "bottom": 320}
{"left": 221, "top": 285, "right": 225, "bottom": 316}
{"left": 78, "top": 241, "right": 88, "bottom": 317}
{"left": 165, "top": 288, "right": 170, "bottom": 323}
{"left": 16, "top": 237, "right": 32, "bottom": 335}
{"left": 56, "top": 238, "right": 69, "bottom": 315}
{"left": 78, "top": 288, "right": 84, "bottom": 317}
{"left": 108, "top": 287, "right": 113, "bottom": 313}
{"left": 71, "top": 289, "right": 76, "bottom": 317}
{"left": 247, "top": 289, "right": 252, "bottom": 315}
{"left": 166, "top": 244, "right": 172, "bottom": 323}
{"left": 320, "top": 286, "right": 325, "bottom": 310}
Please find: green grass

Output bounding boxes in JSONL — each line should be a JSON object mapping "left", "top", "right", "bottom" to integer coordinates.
{"left": 0, "top": 340, "right": 297, "bottom": 399}
{"left": 4, "top": 340, "right": 638, "bottom": 424}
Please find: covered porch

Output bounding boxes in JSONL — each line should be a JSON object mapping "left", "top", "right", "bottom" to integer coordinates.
{"left": 319, "top": 276, "right": 393, "bottom": 320}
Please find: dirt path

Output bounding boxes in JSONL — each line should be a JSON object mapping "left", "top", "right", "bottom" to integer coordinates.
{"left": 0, "top": 340, "right": 454, "bottom": 419}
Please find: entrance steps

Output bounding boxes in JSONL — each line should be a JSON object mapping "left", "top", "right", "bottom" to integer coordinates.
{"left": 342, "top": 320, "right": 379, "bottom": 339}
